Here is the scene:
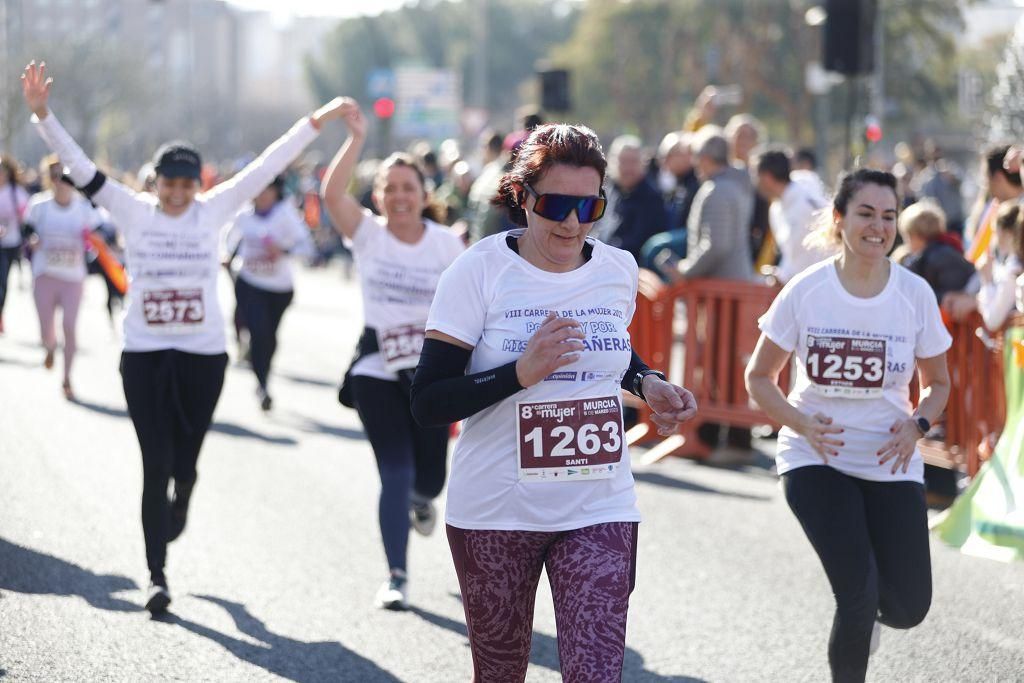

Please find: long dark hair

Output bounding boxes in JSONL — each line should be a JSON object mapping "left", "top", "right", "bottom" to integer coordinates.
{"left": 806, "top": 168, "right": 898, "bottom": 249}
{"left": 492, "top": 124, "right": 607, "bottom": 226}
{"left": 0, "top": 155, "right": 21, "bottom": 187}
{"left": 374, "top": 152, "right": 446, "bottom": 224}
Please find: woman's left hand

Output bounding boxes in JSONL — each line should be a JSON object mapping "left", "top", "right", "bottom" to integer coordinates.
{"left": 877, "top": 419, "right": 922, "bottom": 474}
{"left": 642, "top": 377, "right": 698, "bottom": 436}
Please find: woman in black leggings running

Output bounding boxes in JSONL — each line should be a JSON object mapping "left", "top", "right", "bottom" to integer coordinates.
{"left": 320, "top": 99, "right": 464, "bottom": 610}
{"left": 24, "top": 60, "right": 348, "bottom": 613}
{"left": 746, "top": 169, "right": 952, "bottom": 682}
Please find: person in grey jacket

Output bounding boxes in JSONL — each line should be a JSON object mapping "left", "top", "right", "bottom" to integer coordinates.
{"left": 670, "top": 127, "right": 754, "bottom": 282}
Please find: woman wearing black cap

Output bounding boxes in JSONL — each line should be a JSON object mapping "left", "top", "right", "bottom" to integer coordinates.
{"left": 22, "top": 60, "right": 347, "bottom": 614}
{"left": 225, "top": 176, "right": 313, "bottom": 411}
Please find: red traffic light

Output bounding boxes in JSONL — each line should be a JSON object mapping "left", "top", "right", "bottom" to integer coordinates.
{"left": 865, "top": 123, "right": 882, "bottom": 143}
{"left": 373, "top": 97, "right": 396, "bottom": 119}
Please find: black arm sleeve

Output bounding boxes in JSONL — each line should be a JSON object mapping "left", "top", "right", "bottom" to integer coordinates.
{"left": 410, "top": 338, "right": 524, "bottom": 427}
{"left": 620, "top": 349, "right": 652, "bottom": 399}
{"left": 79, "top": 170, "right": 107, "bottom": 200}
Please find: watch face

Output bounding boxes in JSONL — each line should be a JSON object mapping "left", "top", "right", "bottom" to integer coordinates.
{"left": 916, "top": 417, "right": 930, "bottom": 434}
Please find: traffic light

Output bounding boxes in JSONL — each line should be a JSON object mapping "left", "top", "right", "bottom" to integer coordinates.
{"left": 373, "top": 97, "right": 396, "bottom": 119}
{"left": 823, "top": 0, "right": 877, "bottom": 76}
{"left": 864, "top": 115, "right": 882, "bottom": 143}
{"left": 539, "top": 69, "right": 571, "bottom": 113}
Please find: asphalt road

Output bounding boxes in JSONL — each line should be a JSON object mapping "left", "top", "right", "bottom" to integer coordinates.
{"left": 1, "top": 265, "right": 1022, "bottom": 682}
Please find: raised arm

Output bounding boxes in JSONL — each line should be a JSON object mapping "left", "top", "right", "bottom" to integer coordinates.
{"left": 22, "top": 61, "right": 147, "bottom": 224}
{"left": 202, "top": 98, "right": 349, "bottom": 227}
{"left": 320, "top": 100, "right": 369, "bottom": 240}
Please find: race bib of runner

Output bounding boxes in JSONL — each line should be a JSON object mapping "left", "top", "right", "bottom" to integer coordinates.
{"left": 516, "top": 395, "right": 624, "bottom": 482}
{"left": 45, "top": 248, "right": 79, "bottom": 268}
{"left": 247, "top": 257, "right": 277, "bottom": 276}
{"left": 805, "top": 335, "right": 886, "bottom": 398}
{"left": 378, "top": 323, "right": 425, "bottom": 372}
{"left": 142, "top": 289, "right": 205, "bottom": 332}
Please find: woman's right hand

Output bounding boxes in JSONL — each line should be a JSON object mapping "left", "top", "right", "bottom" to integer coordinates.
{"left": 515, "top": 312, "right": 585, "bottom": 388}
{"left": 21, "top": 61, "right": 52, "bottom": 119}
{"left": 794, "top": 411, "right": 844, "bottom": 462}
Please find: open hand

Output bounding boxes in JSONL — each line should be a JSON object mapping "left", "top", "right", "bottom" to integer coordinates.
{"left": 514, "top": 313, "right": 584, "bottom": 388}
{"left": 877, "top": 419, "right": 921, "bottom": 474}
{"left": 21, "top": 60, "right": 52, "bottom": 119}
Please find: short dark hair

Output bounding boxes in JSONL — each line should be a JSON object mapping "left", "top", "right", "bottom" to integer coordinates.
{"left": 755, "top": 147, "right": 792, "bottom": 183}
{"left": 986, "top": 145, "right": 1022, "bottom": 187}
{"left": 794, "top": 147, "right": 817, "bottom": 169}
{"left": 493, "top": 123, "right": 606, "bottom": 226}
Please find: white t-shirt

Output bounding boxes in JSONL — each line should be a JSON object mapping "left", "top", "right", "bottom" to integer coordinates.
{"left": 426, "top": 230, "right": 643, "bottom": 531}
{"left": 226, "top": 201, "right": 313, "bottom": 293}
{"left": 978, "top": 255, "right": 1023, "bottom": 332}
{"left": 26, "top": 192, "right": 99, "bottom": 282}
{"left": 34, "top": 111, "right": 319, "bottom": 354}
{"left": 771, "top": 180, "right": 831, "bottom": 283}
{"left": 0, "top": 184, "right": 29, "bottom": 248}
{"left": 348, "top": 211, "right": 464, "bottom": 380}
{"left": 758, "top": 258, "right": 952, "bottom": 483}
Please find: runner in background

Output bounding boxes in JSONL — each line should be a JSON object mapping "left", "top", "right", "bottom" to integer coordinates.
{"left": 0, "top": 155, "right": 30, "bottom": 334}
{"left": 23, "top": 60, "right": 348, "bottom": 614}
{"left": 746, "top": 169, "right": 951, "bottom": 683}
{"left": 23, "top": 156, "right": 100, "bottom": 399}
{"left": 410, "top": 123, "right": 697, "bottom": 681}
{"left": 321, "top": 99, "right": 463, "bottom": 610}
{"left": 224, "top": 176, "right": 314, "bottom": 411}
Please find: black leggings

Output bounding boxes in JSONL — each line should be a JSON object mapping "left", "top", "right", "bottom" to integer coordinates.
{"left": 0, "top": 245, "right": 20, "bottom": 317}
{"left": 351, "top": 375, "right": 448, "bottom": 573}
{"left": 121, "top": 350, "right": 228, "bottom": 583}
{"left": 783, "top": 466, "right": 931, "bottom": 683}
{"left": 234, "top": 277, "right": 293, "bottom": 392}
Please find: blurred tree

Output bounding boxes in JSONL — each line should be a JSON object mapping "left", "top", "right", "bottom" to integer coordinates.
{"left": 988, "top": 15, "right": 1024, "bottom": 142}
{"left": 304, "top": 0, "right": 577, "bottom": 140}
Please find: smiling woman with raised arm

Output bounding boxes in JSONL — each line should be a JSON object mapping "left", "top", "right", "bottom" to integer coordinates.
{"left": 408, "top": 123, "right": 698, "bottom": 682}
{"left": 22, "top": 60, "right": 348, "bottom": 615}
{"left": 319, "top": 98, "right": 465, "bottom": 611}
{"left": 744, "top": 168, "right": 952, "bottom": 683}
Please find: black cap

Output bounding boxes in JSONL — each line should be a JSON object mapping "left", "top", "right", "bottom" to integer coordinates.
{"left": 153, "top": 141, "right": 201, "bottom": 180}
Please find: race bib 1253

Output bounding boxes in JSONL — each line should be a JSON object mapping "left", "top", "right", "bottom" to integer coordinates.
{"left": 805, "top": 335, "right": 886, "bottom": 399}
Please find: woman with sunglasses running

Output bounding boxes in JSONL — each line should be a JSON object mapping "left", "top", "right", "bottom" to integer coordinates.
{"left": 745, "top": 169, "right": 951, "bottom": 682}
{"left": 320, "top": 99, "right": 464, "bottom": 610}
{"left": 410, "top": 123, "right": 698, "bottom": 682}
{"left": 23, "top": 60, "right": 348, "bottom": 614}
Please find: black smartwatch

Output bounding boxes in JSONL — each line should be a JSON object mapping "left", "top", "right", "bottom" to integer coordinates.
{"left": 634, "top": 369, "right": 666, "bottom": 402}
{"left": 912, "top": 416, "right": 931, "bottom": 436}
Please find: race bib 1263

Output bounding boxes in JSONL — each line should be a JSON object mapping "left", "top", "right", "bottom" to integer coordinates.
{"left": 805, "top": 335, "right": 886, "bottom": 399}
{"left": 516, "top": 394, "right": 624, "bottom": 482}
{"left": 142, "top": 288, "right": 205, "bottom": 332}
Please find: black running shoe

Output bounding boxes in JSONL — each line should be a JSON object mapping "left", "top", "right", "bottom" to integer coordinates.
{"left": 145, "top": 581, "right": 171, "bottom": 614}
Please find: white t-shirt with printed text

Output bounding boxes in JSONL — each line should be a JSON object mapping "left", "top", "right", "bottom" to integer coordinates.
{"left": 26, "top": 191, "right": 99, "bottom": 283}
{"left": 348, "top": 211, "right": 464, "bottom": 380}
{"left": 758, "top": 258, "right": 952, "bottom": 483}
{"left": 426, "top": 230, "right": 643, "bottom": 531}
{"left": 226, "top": 201, "right": 313, "bottom": 293}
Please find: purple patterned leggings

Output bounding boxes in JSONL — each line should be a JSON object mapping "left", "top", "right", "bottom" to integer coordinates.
{"left": 447, "top": 521, "right": 638, "bottom": 683}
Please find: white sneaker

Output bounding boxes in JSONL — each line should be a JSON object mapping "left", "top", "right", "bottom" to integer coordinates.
{"left": 869, "top": 620, "right": 881, "bottom": 655}
{"left": 374, "top": 570, "right": 408, "bottom": 611}
{"left": 410, "top": 500, "right": 437, "bottom": 536}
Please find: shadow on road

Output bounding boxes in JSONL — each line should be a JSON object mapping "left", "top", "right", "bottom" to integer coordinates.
{"left": 632, "top": 470, "right": 770, "bottom": 502}
{"left": 0, "top": 538, "right": 141, "bottom": 612}
{"left": 0, "top": 354, "right": 41, "bottom": 369}
{"left": 409, "top": 604, "right": 706, "bottom": 682}
{"left": 277, "top": 372, "right": 338, "bottom": 389}
{"left": 210, "top": 422, "right": 298, "bottom": 446}
{"left": 290, "top": 415, "right": 365, "bottom": 441}
{"left": 69, "top": 398, "right": 129, "bottom": 419}
{"left": 156, "top": 594, "right": 400, "bottom": 683}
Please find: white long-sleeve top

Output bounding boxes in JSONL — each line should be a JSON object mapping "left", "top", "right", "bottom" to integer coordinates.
{"left": 224, "top": 200, "right": 314, "bottom": 293}
{"left": 978, "top": 255, "right": 1023, "bottom": 332}
{"left": 33, "top": 111, "right": 318, "bottom": 353}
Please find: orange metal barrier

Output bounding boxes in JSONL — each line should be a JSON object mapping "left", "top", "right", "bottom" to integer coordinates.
{"left": 627, "top": 274, "right": 788, "bottom": 464}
